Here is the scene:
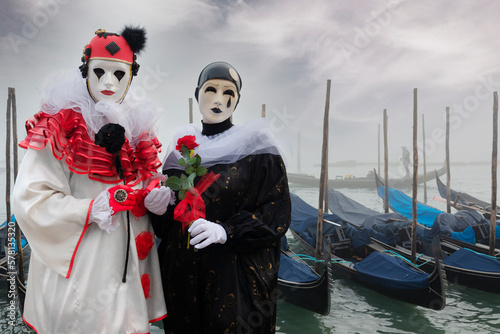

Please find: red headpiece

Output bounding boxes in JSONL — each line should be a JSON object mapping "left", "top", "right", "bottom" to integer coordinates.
{"left": 83, "top": 29, "right": 134, "bottom": 64}
{"left": 79, "top": 26, "right": 146, "bottom": 78}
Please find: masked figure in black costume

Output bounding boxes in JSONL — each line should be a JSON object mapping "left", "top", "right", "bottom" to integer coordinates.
{"left": 151, "top": 61, "right": 291, "bottom": 333}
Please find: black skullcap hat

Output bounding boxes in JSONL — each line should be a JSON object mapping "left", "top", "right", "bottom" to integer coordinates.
{"left": 194, "top": 61, "right": 242, "bottom": 102}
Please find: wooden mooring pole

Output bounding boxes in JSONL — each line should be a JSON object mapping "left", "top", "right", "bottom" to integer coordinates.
{"left": 378, "top": 124, "right": 381, "bottom": 175}
{"left": 297, "top": 132, "right": 301, "bottom": 174}
{"left": 422, "top": 114, "right": 428, "bottom": 203}
{"left": 316, "top": 79, "right": 331, "bottom": 268}
{"left": 188, "top": 98, "right": 193, "bottom": 124}
{"left": 490, "top": 92, "right": 498, "bottom": 256}
{"left": 446, "top": 107, "right": 451, "bottom": 213}
{"left": 411, "top": 88, "right": 418, "bottom": 264}
{"left": 6, "top": 87, "right": 26, "bottom": 311}
{"left": 383, "top": 109, "right": 389, "bottom": 213}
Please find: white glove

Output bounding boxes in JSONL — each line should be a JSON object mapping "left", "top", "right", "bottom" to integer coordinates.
{"left": 188, "top": 218, "right": 227, "bottom": 249}
{"left": 144, "top": 186, "right": 173, "bottom": 215}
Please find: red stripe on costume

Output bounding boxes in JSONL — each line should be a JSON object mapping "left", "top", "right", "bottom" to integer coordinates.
{"left": 23, "top": 315, "right": 39, "bottom": 333}
{"left": 66, "top": 200, "right": 94, "bottom": 279}
{"left": 149, "top": 313, "right": 168, "bottom": 323}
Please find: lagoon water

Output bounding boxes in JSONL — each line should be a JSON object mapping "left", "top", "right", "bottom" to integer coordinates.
{"left": 1, "top": 163, "right": 500, "bottom": 333}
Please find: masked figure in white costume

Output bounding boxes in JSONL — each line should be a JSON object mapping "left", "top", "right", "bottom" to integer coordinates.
{"left": 151, "top": 62, "right": 291, "bottom": 334}
{"left": 12, "top": 26, "right": 169, "bottom": 333}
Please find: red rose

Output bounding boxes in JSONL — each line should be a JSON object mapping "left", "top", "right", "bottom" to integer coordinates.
{"left": 176, "top": 135, "right": 199, "bottom": 152}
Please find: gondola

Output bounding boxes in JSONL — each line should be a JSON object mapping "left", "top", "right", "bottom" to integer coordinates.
{"left": 290, "top": 193, "right": 446, "bottom": 310}
{"left": 0, "top": 215, "right": 30, "bottom": 281}
{"left": 374, "top": 174, "right": 500, "bottom": 293}
{"left": 436, "top": 173, "right": 493, "bottom": 212}
{"left": 277, "top": 236, "right": 331, "bottom": 315}
{"left": 375, "top": 171, "right": 500, "bottom": 254}
{"left": 0, "top": 215, "right": 30, "bottom": 314}
{"left": 436, "top": 173, "right": 500, "bottom": 226}
{"left": 288, "top": 165, "right": 446, "bottom": 189}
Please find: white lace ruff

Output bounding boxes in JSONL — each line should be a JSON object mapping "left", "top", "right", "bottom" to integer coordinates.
{"left": 162, "top": 118, "right": 290, "bottom": 171}
{"left": 38, "top": 69, "right": 163, "bottom": 148}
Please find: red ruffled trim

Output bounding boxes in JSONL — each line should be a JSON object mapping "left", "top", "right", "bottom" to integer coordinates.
{"left": 20, "top": 109, "right": 162, "bottom": 185}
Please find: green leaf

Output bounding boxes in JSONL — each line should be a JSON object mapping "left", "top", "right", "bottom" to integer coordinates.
{"left": 181, "top": 146, "right": 190, "bottom": 159}
{"left": 196, "top": 166, "right": 207, "bottom": 176}
{"left": 185, "top": 165, "right": 195, "bottom": 175}
{"left": 187, "top": 156, "right": 197, "bottom": 166}
{"left": 178, "top": 188, "right": 186, "bottom": 200}
{"left": 180, "top": 173, "right": 188, "bottom": 189}
{"left": 165, "top": 176, "right": 181, "bottom": 191}
{"left": 177, "top": 158, "right": 186, "bottom": 166}
{"left": 187, "top": 172, "right": 197, "bottom": 187}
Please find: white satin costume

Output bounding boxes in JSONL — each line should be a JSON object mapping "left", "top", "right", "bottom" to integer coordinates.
{"left": 12, "top": 70, "right": 167, "bottom": 334}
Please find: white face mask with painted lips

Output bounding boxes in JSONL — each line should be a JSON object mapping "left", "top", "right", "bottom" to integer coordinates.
{"left": 87, "top": 59, "right": 132, "bottom": 103}
{"left": 198, "top": 79, "right": 239, "bottom": 124}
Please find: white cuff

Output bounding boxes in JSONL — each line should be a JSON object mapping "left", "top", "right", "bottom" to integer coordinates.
{"left": 91, "top": 189, "right": 120, "bottom": 233}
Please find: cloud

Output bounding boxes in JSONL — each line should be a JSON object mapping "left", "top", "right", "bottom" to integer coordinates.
{"left": 1, "top": 0, "right": 500, "bottom": 169}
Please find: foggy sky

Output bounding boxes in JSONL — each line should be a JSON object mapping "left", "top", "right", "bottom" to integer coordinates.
{"left": 1, "top": 0, "right": 500, "bottom": 175}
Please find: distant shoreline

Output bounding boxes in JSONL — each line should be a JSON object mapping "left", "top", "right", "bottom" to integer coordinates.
{"left": 0, "top": 161, "right": 493, "bottom": 173}
{"left": 312, "top": 160, "right": 492, "bottom": 168}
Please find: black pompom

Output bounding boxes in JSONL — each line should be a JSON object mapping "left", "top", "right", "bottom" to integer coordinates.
{"left": 121, "top": 25, "right": 146, "bottom": 54}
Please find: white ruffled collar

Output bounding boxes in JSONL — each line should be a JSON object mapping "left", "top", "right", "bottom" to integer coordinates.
{"left": 162, "top": 118, "right": 286, "bottom": 171}
{"left": 38, "top": 69, "right": 162, "bottom": 148}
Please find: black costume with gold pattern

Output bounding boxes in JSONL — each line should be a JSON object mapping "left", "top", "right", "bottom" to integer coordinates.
{"left": 151, "top": 123, "right": 291, "bottom": 334}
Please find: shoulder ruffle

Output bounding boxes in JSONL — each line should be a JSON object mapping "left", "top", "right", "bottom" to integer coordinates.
{"left": 20, "top": 109, "right": 162, "bottom": 185}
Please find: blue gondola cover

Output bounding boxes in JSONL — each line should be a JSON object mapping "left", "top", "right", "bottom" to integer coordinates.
{"left": 451, "top": 226, "right": 476, "bottom": 244}
{"left": 444, "top": 248, "right": 500, "bottom": 273}
{"left": 377, "top": 185, "right": 442, "bottom": 227}
{"left": 279, "top": 253, "right": 319, "bottom": 283}
{"left": 354, "top": 252, "right": 430, "bottom": 289}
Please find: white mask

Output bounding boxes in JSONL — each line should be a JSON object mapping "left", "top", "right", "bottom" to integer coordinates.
{"left": 87, "top": 59, "right": 132, "bottom": 103}
{"left": 198, "top": 79, "right": 239, "bottom": 124}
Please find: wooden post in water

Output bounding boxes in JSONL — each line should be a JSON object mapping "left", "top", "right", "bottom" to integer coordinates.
{"left": 445, "top": 107, "right": 451, "bottom": 213}
{"left": 378, "top": 124, "right": 381, "bottom": 175}
{"left": 261, "top": 104, "right": 266, "bottom": 118}
{"left": 490, "top": 92, "right": 498, "bottom": 256}
{"left": 324, "top": 118, "right": 329, "bottom": 214}
{"left": 6, "top": 88, "right": 12, "bottom": 242}
{"left": 422, "top": 114, "right": 428, "bottom": 203}
{"left": 383, "top": 109, "right": 389, "bottom": 213}
{"left": 316, "top": 79, "right": 331, "bottom": 267}
{"left": 188, "top": 98, "right": 193, "bottom": 124}
{"left": 411, "top": 88, "right": 419, "bottom": 264}
{"left": 10, "top": 88, "right": 24, "bottom": 285}
{"left": 6, "top": 87, "right": 26, "bottom": 310}
{"left": 297, "top": 132, "right": 301, "bottom": 173}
